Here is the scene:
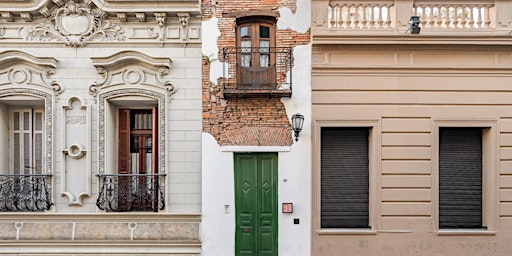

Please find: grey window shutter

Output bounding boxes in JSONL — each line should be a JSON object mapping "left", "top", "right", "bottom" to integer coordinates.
{"left": 439, "top": 127, "right": 483, "bottom": 229}
{"left": 321, "top": 127, "right": 369, "bottom": 229}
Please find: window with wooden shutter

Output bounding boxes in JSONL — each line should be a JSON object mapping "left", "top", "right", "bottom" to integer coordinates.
{"left": 320, "top": 127, "right": 370, "bottom": 229}
{"left": 10, "top": 108, "right": 44, "bottom": 175}
{"left": 439, "top": 127, "right": 483, "bottom": 229}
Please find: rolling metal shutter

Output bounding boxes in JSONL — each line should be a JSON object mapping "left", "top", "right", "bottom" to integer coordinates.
{"left": 439, "top": 127, "right": 483, "bottom": 229}
{"left": 321, "top": 127, "right": 369, "bottom": 229}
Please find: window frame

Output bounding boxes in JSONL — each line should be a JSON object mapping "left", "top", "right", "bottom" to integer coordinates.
{"left": 313, "top": 120, "right": 381, "bottom": 234}
{"left": 235, "top": 17, "right": 277, "bottom": 88}
{"left": 9, "top": 107, "right": 45, "bottom": 175}
{"left": 433, "top": 120, "right": 498, "bottom": 235}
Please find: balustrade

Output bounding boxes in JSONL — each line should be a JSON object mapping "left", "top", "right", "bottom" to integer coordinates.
{"left": 328, "top": 1, "right": 393, "bottom": 29}
{"left": 413, "top": 2, "right": 492, "bottom": 29}
{"left": 323, "top": 0, "right": 497, "bottom": 32}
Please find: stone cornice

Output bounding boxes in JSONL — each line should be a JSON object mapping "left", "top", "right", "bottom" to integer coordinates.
{"left": 0, "top": 0, "right": 200, "bottom": 22}
{"left": 312, "top": 44, "right": 512, "bottom": 52}
{"left": 0, "top": 213, "right": 202, "bottom": 221}
{"left": 0, "top": 50, "right": 57, "bottom": 70}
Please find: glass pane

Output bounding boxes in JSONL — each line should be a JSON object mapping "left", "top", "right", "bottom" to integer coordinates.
{"left": 35, "top": 133, "right": 42, "bottom": 174}
{"left": 241, "top": 26, "right": 251, "bottom": 38}
{"left": 146, "top": 153, "right": 152, "bottom": 174}
{"left": 131, "top": 153, "right": 139, "bottom": 174}
{"left": 260, "top": 40, "right": 270, "bottom": 52}
{"left": 23, "top": 111, "right": 30, "bottom": 130}
{"left": 242, "top": 55, "right": 251, "bottom": 67}
{"left": 260, "top": 55, "right": 270, "bottom": 67}
{"left": 146, "top": 137, "right": 152, "bottom": 153}
{"left": 14, "top": 133, "right": 20, "bottom": 174}
{"left": 260, "top": 25, "right": 270, "bottom": 38}
{"left": 35, "top": 112, "right": 43, "bottom": 131}
{"left": 24, "top": 133, "right": 30, "bottom": 174}
{"left": 13, "top": 112, "right": 19, "bottom": 130}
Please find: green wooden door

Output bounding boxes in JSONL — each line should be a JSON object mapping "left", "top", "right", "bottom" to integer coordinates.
{"left": 235, "top": 153, "right": 278, "bottom": 256}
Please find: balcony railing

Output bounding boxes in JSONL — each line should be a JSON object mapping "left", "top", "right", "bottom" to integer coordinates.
{"left": 0, "top": 174, "right": 53, "bottom": 212}
{"left": 318, "top": 0, "right": 499, "bottom": 33}
{"left": 96, "top": 173, "right": 166, "bottom": 212}
{"left": 221, "top": 47, "right": 293, "bottom": 98}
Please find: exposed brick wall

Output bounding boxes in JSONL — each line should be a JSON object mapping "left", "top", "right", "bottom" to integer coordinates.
{"left": 202, "top": 0, "right": 310, "bottom": 146}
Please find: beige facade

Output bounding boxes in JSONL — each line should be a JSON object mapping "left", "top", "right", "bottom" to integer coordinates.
{"left": 312, "top": 0, "right": 512, "bottom": 255}
{"left": 0, "top": 0, "right": 202, "bottom": 255}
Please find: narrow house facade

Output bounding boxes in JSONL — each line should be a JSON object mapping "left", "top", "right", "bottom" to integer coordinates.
{"left": 312, "top": 0, "right": 512, "bottom": 255}
{"left": 0, "top": 0, "right": 202, "bottom": 255}
{"left": 201, "top": 0, "right": 311, "bottom": 255}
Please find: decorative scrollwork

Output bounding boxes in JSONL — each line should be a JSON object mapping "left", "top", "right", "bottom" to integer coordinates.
{"left": 26, "top": 0, "right": 125, "bottom": 47}
{"left": 0, "top": 174, "right": 53, "bottom": 212}
{"left": 96, "top": 174, "right": 166, "bottom": 212}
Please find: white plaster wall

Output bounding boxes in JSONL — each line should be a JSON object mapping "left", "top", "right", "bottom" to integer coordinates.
{"left": 201, "top": 0, "right": 311, "bottom": 253}
{"left": 0, "top": 45, "right": 203, "bottom": 214}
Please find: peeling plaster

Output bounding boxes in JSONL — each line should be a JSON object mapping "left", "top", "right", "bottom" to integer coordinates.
{"left": 201, "top": 17, "right": 225, "bottom": 85}
{"left": 277, "top": 0, "right": 311, "bottom": 33}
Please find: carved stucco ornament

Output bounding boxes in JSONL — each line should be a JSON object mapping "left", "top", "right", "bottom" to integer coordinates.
{"left": 89, "top": 51, "right": 176, "bottom": 101}
{"left": 26, "top": 0, "right": 124, "bottom": 47}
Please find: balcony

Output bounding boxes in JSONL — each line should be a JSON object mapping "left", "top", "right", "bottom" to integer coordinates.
{"left": 0, "top": 174, "right": 53, "bottom": 212}
{"left": 312, "top": 0, "right": 510, "bottom": 43}
{"left": 221, "top": 47, "right": 293, "bottom": 99}
{"left": 96, "top": 174, "right": 166, "bottom": 212}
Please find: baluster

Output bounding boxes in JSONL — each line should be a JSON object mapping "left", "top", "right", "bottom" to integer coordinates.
{"left": 384, "top": 4, "right": 391, "bottom": 27}
{"left": 356, "top": 4, "right": 363, "bottom": 29}
{"left": 376, "top": 5, "right": 383, "bottom": 28}
{"left": 468, "top": 6, "right": 475, "bottom": 28}
{"left": 474, "top": 5, "right": 482, "bottom": 28}
{"left": 341, "top": 5, "right": 348, "bottom": 29}
{"left": 328, "top": 5, "right": 334, "bottom": 29}
{"left": 361, "top": 4, "right": 368, "bottom": 28}
{"left": 457, "top": 6, "right": 465, "bottom": 28}
{"left": 334, "top": 5, "right": 341, "bottom": 29}
{"left": 368, "top": 5, "right": 375, "bottom": 28}
{"left": 484, "top": 5, "right": 491, "bottom": 28}
{"left": 427, "top": 7, "right": 435, "bottom": 28}
{"left": 348, "top": 4, "right": 355, "bottom": 29}
{"left": 432, "top": 6, "right": 439, "bottom": 28}
{"left": 448, "top": 6, "right": 455, "bottom": 28}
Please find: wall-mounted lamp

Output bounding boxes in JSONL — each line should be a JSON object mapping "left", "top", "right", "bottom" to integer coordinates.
{"left": 408, "top": 16, "right": 421, "bottom": 34}
{"left": 291, "top": 113, "right": 304, "bottom": 142}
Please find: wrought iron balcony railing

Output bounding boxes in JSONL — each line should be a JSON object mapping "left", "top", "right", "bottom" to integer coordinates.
{"left": 96, "top": 173, "right": 166, "bottom": 212}
{"left": 221, "top": 47, "right": 293, "bottom": 98}
{"left": 0, "top": 174, "right": 53, "bottom": 212}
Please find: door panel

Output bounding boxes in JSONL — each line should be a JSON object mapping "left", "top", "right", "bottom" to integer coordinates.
{"left": 235, "top": 153, "right": 277, "bottom": 256}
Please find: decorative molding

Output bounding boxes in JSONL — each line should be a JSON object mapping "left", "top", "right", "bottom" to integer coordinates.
{"left": 0, "top": 89, "right": 53, "bottom": 175}
{"left": 61, "top": 96, "right": 91, "bottom": 205}
{"left": 89, "top": 51, "right": 175, "bottom": 100}
{"left": 0, "top": 27, "right": 5, "bottom": 38}
{"left": 155, "top": 12, "right": 166, "bottom": 45}
{"left": 97, "top": 89, "right": 167, "bottom": 175}
{"left": 177, "top": 12, "right": 189, "bottom": 47}
{"left": 312, "top": 44, "right": 512, "bottom": 52}
{"left": 0, "top": 50, "right": 62, "bottom": 94}
{"left": 26, "top": 0, "right": 125, "bottom": 47}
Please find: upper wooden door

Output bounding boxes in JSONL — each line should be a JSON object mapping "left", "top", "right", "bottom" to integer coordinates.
{"left": 237, "top": 20, "right": 276, "bottom": 88}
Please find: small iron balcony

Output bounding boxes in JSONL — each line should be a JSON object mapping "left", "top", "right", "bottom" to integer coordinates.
{"left": 0, "top": 174, "right": 53, "bottom": 212}
{"left": 221, "top": 47, "right": 293, "bottom": 98}
{"left": 96, "top": 173, "right": 166, "bottom": 212}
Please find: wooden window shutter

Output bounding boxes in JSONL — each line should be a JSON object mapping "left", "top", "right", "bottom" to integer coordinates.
{"left": 118, "top": 108, "right": 130, "bottom": 174}
{"left": 321, "top": 127, "right": 370, "bottom": 229}
{"left": 439, "top": 127, "right": 483, "bottom": 229}
{"left": 152, "top": 106, "right": 158, "bottom": 174}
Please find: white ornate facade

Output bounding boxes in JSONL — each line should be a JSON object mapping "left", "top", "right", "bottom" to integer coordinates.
{"left": 0, "top": 0, "right": 202, "bottom": 255}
